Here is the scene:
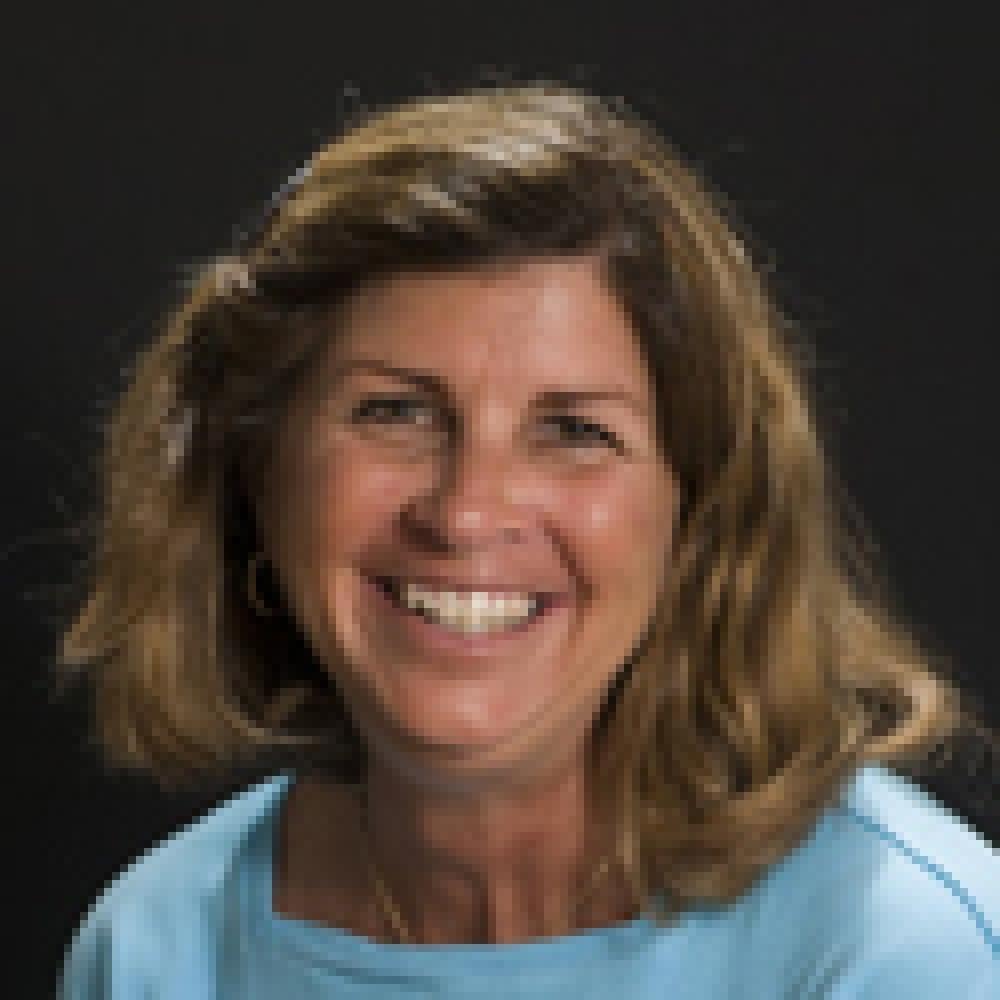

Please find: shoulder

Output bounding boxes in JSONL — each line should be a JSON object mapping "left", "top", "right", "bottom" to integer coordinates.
{"left": 57, "top": 772, "right": 292, "bottom": 999}
{"left": 840, "top": 763, "right": 999, "bottom": 943}
{"left": 735, "top": 762, "right": 999, "bottom": 998}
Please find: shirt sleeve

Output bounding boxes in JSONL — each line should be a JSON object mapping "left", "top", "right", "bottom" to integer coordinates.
{"left": 809, "top": 904, "right": 998, "bottom": 999}
{"left": 56, "top": 894, "right": 159, "bottom": 1000}
{"left": 56, "top": 903, "right": 111, "bottom": 1000}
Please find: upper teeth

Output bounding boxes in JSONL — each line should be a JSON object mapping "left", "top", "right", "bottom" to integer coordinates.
{"left": 400, "top": 582, "right": 540, "bottom": 625}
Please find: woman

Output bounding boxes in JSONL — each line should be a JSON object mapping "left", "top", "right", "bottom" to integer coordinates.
{"left": 55, "top": 83, "right": 997, "bottom": 997}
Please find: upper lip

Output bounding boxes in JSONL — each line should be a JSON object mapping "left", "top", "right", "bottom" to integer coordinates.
{"left": 368, "top": 572, "right": 566, "bottom": 597}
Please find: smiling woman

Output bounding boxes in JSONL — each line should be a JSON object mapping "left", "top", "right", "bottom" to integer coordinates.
{"left": 53, "top": 82, "right": 998, "bottom": 997}
{"left": 247, "top": 257, "right": 678, "bottom": 855}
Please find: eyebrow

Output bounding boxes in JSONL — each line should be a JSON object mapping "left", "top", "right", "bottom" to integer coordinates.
{"left": 328, "top": 358, "right": 651, "bottom": 417}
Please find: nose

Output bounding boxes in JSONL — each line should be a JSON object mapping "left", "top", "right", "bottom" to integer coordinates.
{"left": 401, "top": 443, "right": 527, "bottom": 554}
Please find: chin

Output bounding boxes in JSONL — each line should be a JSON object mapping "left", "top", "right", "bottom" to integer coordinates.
{"left": 317, "top": 567, "right": 609, "bottom": 774}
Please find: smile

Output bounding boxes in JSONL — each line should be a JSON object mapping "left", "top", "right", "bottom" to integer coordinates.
{"left": 383, "top": 577, "right": 547, "bottom": 629}
{"left": 365, "top": 574, "right": 567, "bottom": 660}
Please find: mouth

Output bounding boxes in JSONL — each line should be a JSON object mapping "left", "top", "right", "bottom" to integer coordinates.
{"left": 363, "top": 574, "right": 568, "bottom": 660}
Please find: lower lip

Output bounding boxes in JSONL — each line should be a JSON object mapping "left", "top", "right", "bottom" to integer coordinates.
{"left": 363, "top": 575, "right": 568, "bottom": 660}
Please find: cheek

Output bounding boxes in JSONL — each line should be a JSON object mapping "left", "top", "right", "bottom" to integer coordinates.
{"left": 276, "top": 436, "right": 417, "bottom": 565}
{"left": 570, "top": 470, "right": 675, "bottom": 597}
{"left": 269, "top": 441, "right": 419, "bottom": 646}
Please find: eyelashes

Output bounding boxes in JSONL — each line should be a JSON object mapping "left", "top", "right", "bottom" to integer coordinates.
{"left": 347, "top": 395, "right": 625, "bottom": 451}
{"left": 349, "top": 396, "right": 436, "bottom": 429}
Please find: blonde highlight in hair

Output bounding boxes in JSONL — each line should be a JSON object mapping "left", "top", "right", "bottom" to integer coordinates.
{"left": 52, "top": 81, "right": 990, "bottom": 921}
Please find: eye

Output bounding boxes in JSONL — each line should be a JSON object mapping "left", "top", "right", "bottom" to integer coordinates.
{"left": 349, "top": 395, "right": 436, "bottom": 427}
{"left": 540, "top": 414, "right": 622, "bottom": 450}
{"left": 347, "top": 397, "right": 623, "bottom": 452}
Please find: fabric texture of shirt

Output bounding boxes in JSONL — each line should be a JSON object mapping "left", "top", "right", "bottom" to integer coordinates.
{"left": 57, "top": 762, "right": 999, "bottom": 998}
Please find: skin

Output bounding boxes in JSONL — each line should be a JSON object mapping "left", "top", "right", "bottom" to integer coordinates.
{"left": 257, "top": 253, "right": 680, "bottom": 944}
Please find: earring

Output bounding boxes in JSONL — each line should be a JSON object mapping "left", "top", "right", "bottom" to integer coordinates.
{"left": 247, "top": 551, "right": 275, "bottom": 617}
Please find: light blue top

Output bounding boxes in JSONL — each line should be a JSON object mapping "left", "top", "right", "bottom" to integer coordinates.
{"left": 57, "top": 762, "right": 999, "bottom": 998}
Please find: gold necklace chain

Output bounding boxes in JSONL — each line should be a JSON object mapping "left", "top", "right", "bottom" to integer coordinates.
{"left": 357, "top": 784, "right": 615, "bottom": 945}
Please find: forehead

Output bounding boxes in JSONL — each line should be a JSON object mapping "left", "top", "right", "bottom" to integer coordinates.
{"left": 322, "top": 255, "right": 652, "bottom": 399}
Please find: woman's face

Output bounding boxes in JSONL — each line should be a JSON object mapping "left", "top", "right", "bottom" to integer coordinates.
{"left": 261, "top": 254, "right": 679, "bottom": 787}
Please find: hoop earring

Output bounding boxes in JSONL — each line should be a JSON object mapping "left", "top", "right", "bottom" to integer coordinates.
{"left": 247, "top": 551, "right": 275, "bottom": 617}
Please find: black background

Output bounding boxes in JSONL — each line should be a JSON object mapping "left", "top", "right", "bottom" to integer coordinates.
{"left": 4, "top": 5, "right": 997, "bottom": 996}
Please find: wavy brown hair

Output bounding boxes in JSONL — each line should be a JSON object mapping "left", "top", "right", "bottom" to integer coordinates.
{"left": 52, "top": 81, "right": 990, "bottom": 921}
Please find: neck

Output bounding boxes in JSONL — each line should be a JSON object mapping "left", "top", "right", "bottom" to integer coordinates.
{"left": 357, "top": 754, "right": 631, "bottom": 944}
